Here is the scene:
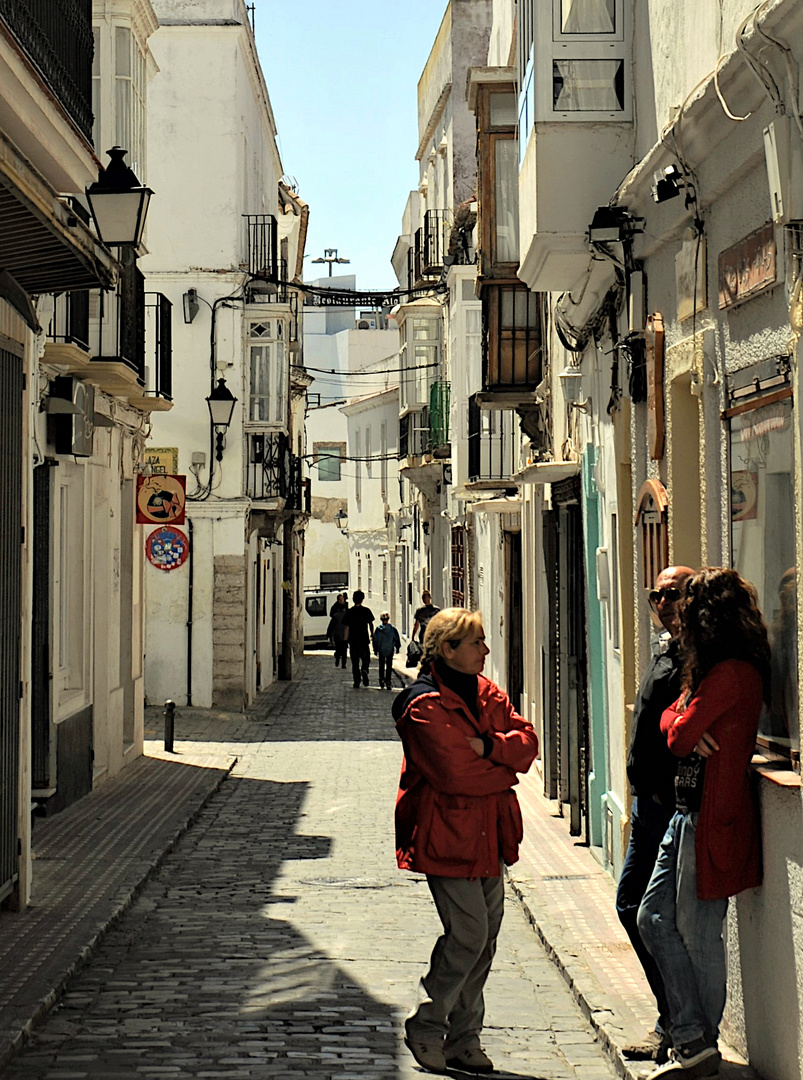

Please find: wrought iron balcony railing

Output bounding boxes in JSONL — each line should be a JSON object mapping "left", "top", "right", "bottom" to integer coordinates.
{"left": 468, "top": 397, "right": 519, "bottom": 482}
{"left": 285, "top": 455, "right": 310, "bottom": 513}
{"left": 0, "top": 0, "right": 94, "bottom": 140}
{"left": 48, "top": 284, "right": 173, "bottom": 401}
{"left": 245, "top": 214, "right": 279, "bottom": 284}
{"left": 399, "top": 408, "right": 430, "bottom": 459}
{"left": 246, "top": 430, "right": 290, "bottom": 501}
{"left": 429, "top": 379, "right": 450, "bottom": 453}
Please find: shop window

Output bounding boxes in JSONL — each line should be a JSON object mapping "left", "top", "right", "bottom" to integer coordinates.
{"left": 728, "top": 384, "right": 797, "bottom": 757}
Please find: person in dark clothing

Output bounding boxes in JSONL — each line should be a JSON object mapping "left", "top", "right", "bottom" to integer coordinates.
{"left": 412, "top": 591, "right": 440, "bottom": 644}
{"left": 617, "top": 565, "right": 694, "bottom": 1063}
{"left": 342, "top": 590, "right": 375, "bottom": 689}
{"left": 373, "top": 612, "right": 401, "bottom": 689}
{"left": 327, "top": 593, "right": 349, "bottom": 668}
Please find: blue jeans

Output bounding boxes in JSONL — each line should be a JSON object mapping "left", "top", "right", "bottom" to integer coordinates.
{"left": 637, "top": 812, "right": 728, "bottom": 1049}
{"left": 616, "top": 796, "right": 673, "bottom": 1029}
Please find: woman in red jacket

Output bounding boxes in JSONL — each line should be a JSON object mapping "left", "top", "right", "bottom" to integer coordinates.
{"left": 392, "top": 608, "right": 538, "bottom": 1075}
{"left": 638, "top": 568, "right": 770, "bottom": 1080}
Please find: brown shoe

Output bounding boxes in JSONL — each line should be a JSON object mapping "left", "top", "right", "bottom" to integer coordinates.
{"left": 623, "top": 1031, "right": 665, "bottom": 1060}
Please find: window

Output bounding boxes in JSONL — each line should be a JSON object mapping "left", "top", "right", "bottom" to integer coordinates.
{"left": 92, "top": 27, "right": 101, "bottom": 150}
{"left": 305, "top": 596, "right": 328, "bottom": 618}
{"left": 610, "top": 513, "right": 620, "bottom": 652}
{"left": 365, "top": 426, "right": 372, "bottom": 477}
{"left": 552, "top": 59, "right": 624, "bottom": 112}
{"left": 635, "top": 480, "right": 668, "bottom": 590}
{"left": 380, "top": 421, "right": 388, "bottom": 501}
{"left": 357, "top": 557, "right": 362, "bottom": 589}
{"left": 729, "top": 391, "right": 797, "bottom": 755}
{"left": 558, "top": 0, "right": 616, "bottom": 34}
{"left": 355, "top": 429, "right": 361, "bottom": 503}
{"left": 475, "top": 83, "right": 519, "bottom": 275}
{"left": 115, "top": 26, "right": 146, "bottom": 178}
{"left": 482, "top": 285, "right": 542, "bottom": 389}
{"left": 367, "top": 556, "right": 372, "bottom": 596}
{"left": 382, "top": 558, "right": 388, "bottom": 600}
{"left": 451, "top": 526, "right": 466, "bottom": 606}
{"left": 314, "top": 443, "right": 344, "bottom": 483}
{"left": 400, "top": 313, "right": 440, "bottom": 412}
{"left": 248, "top": 320, "right": 287, "bottom": 427}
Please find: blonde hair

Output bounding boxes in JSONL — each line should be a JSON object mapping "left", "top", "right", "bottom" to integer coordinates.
{"left": 422, "top": 608, "right": 483, "bottom": 667}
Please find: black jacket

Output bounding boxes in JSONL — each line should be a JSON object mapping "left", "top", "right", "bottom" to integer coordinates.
{"left": 626, "top": 638, "right": 683, "bottom": 806}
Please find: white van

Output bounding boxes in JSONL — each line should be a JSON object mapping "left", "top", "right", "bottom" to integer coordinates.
{"left": 303, "top": 589, "right": 346, "bottom": 643}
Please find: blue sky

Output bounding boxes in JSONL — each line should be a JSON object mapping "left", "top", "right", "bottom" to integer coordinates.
{"left": 255, "top": 1, "right": 449, "bottom": 291}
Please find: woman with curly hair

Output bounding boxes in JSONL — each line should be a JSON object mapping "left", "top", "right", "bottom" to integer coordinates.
{"left": 638, "top": 568, "right": 770, "bottom": 1080}
{"left": 392, "top": 608, "right": 538, "bottom": 1074}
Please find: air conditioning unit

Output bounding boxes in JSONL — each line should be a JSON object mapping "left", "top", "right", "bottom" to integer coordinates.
{"left": 51, "top": 376, "right": 94, "bottom": 457}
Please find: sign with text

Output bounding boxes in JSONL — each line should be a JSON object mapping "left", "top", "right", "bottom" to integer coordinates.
{"left": 142, "top": 447, "right": 178, "bottom": 474}
{"left": 718, "top": 223, "right": 777, "bottom": 309}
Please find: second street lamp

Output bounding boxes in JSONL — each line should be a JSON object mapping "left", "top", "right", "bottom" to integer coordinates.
{"left": 206, "top": 378, "right": 238, "bottom": 462}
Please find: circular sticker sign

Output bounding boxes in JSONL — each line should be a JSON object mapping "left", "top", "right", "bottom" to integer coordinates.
{"left": 145, "top": 526, "right": 189, "bottom": 572}
{"left": 136, "top": 474, "right": 186, "bottom": 525}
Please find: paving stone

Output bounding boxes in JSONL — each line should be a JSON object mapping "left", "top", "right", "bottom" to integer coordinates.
{"left": 1, "top": 656, "right": 623, "bottom": 1079}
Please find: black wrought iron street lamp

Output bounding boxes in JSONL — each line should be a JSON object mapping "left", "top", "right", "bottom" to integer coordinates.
{"left": 86, "top": 147, "right": 153, "bottom": 247}
{"left": 206, "top": 378, "right": 238, "bottom": 462}
{"left": 334, "top": 508, "right": 348, "bottom": 533}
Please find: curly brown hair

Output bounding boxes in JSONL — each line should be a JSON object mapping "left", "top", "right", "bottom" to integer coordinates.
{"left": 679, "top": 567, "right": 771, "bottom": 700}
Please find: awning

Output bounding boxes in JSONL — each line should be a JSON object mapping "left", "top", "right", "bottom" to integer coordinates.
{"left": 0, "top": 131, "right": 117, "bottom": 296}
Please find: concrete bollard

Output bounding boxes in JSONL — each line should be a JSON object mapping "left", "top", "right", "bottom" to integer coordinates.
{"left": 164, "top": 699, "right": 176, "bottom": 753}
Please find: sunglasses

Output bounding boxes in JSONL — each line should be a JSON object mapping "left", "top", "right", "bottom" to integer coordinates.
{"left": 648, "top": 586, "right": 683, "bottom": 608}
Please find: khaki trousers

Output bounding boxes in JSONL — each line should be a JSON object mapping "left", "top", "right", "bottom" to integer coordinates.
{"left": 406, "top": 869, "right": 505, "bottom": 1054}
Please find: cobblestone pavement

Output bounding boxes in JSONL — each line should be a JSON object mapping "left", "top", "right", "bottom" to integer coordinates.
{"left": 2, "top": 655, "right": 617, "bottom": 1080}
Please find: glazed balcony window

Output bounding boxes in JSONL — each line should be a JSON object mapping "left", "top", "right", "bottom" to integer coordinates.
{"left": 474, "top": 83, "right": 519, "bottom": 277}
{"left": 728, "top": 382, "right": 797, "bottom": 760}
{"left": 558, "top": 0, "right": 616, "bottom": 34}
{"left": 248, "top": 319, "right": 287, "bottom": 427}
{"left": 482, "top": 284, "right": 542, "bottom": 391}
{"left": 400, "top": 314, "right": 440, "bottom": 413}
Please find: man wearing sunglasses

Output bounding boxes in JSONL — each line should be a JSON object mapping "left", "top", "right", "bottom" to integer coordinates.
{"left": 617, "top": 565, "right": 694, "bottom": 1063}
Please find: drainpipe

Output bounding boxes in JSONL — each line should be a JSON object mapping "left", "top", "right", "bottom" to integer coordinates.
{"left": 187, "top": 517, "right": 194, "bottom": 706}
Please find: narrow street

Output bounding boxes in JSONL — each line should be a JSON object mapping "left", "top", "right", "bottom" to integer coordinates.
{"left": 2, "top": 655, "right": 617, "bottom": 1080}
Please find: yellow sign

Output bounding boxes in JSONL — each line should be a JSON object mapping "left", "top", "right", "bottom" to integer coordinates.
{"left": 143, "top": 447, "right": 178, "bottom": 475}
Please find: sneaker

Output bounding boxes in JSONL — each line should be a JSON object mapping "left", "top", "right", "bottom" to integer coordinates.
{"left": 649, "top": 1043, "right": 720, "bottom": 1079}
{"left": 404, "top": 1036, "right": 447, "bottom": 1073}
{"left": 445, "top": 1046, "right": 494, "bottom": 1073}
{"left": 623, "top": 1030, "right": 671, "bottom": 1061}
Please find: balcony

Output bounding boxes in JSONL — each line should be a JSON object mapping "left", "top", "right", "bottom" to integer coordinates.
{"left": 285, "top": 455, "right": 311, "bottom": 514}
{"left": 0, "top": 0, "right": 93, "bottom": 140}
{"left": 44, "top": 282, "right": 173, "bottom": 410}
{"left": 408, "top": 210, "right": 451, "bottom": 289}
{"left": 245, "top": 214, "right": 278, "bottom": 286}
{"left": 246, "top": 431, "right": 291, "bottom": 503}
{"left": 479, "top": 283, "right": 542, "bottom": 405}
{"left": 468, "top": 397, "right": 519, "bottom": 487}
{"left": 429, "top": 379, "right": 450, "bottom": 457}
{"left": 399, "top": 409, "right": 429, "bottom": 459}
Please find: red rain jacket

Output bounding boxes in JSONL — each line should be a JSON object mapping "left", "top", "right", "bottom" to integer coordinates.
{"left": 661, "top": 658, "right": 763, "bottom": 900}
{"left": 394, "top": 667, "right": 538, "bottom": 878}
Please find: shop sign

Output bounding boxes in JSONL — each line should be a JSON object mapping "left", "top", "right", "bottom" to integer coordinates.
{"left": 145, "top": 526, "right": 189, "bottom": 572}
{"left": 136, "top": 473, "right": 186, "bottom": 525}
{"left": 718, "top": 223, "right": 777, "bottom": 309}
{"left": 143, "top": 447, "right": 178, "bottom": 474}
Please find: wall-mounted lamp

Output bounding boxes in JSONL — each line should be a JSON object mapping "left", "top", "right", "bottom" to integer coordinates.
{"left": 86, "top": 147, "right": 153, "bottom": 247}
{"left": 588, "top": 205, "right": 644, "bottom": 245}
{"left": 334, "top": 508, "right": 348, "bottom": 533}
{"left": 206, "top": 377, "right": 237, "bottom": 462}
{"left": 558, "top": 366, "right": 590, "bottom": 412}
{"left": 183, "top": 288, "right": 200, "bottom": 324}
{"left": 651, "top": 164, "right": 683, "bottom": 203}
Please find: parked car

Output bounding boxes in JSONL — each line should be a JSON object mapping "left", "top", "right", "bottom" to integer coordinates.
{"left": 303, "top": 588, "right": 347, "bottom": 644}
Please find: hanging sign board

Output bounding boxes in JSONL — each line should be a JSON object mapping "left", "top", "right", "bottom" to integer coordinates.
{"left": 136, "top": 474, "right": 186, "bottom": 525}
{"left": 145, "top": 526, "right": 189, "bottom": 572}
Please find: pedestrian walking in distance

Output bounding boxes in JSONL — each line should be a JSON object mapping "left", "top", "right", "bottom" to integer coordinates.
{"left": 638, "top": 568, "right": 769, "bottom": 1080}
{"left": 342, "top": 589, "right": 375, "bottom": 689}
{"left": 617, "top": 565, "right": 693, "bottom": 1065}
{"left": 412, "top": 589, "right": 440, "bottom": 643}
{"left": 392, "top": 608, "right": 538, "bottom": 1074}
{"left": 327, "top": 592, "right": 349, "bottom": 668}
{"left": 372, "top": 612, "right": 400, "bottom": 689}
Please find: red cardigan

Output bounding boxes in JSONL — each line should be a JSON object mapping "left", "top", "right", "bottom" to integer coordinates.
{"left": 661, "top": 659, "right": 763, "bottom": 900}
{"left": 395, "top": 670, "right": 538, "bottom": 878}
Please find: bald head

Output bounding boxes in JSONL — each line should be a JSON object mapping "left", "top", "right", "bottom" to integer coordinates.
{"left": 651, "top": 565, "right": 694, "bottom": 635}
